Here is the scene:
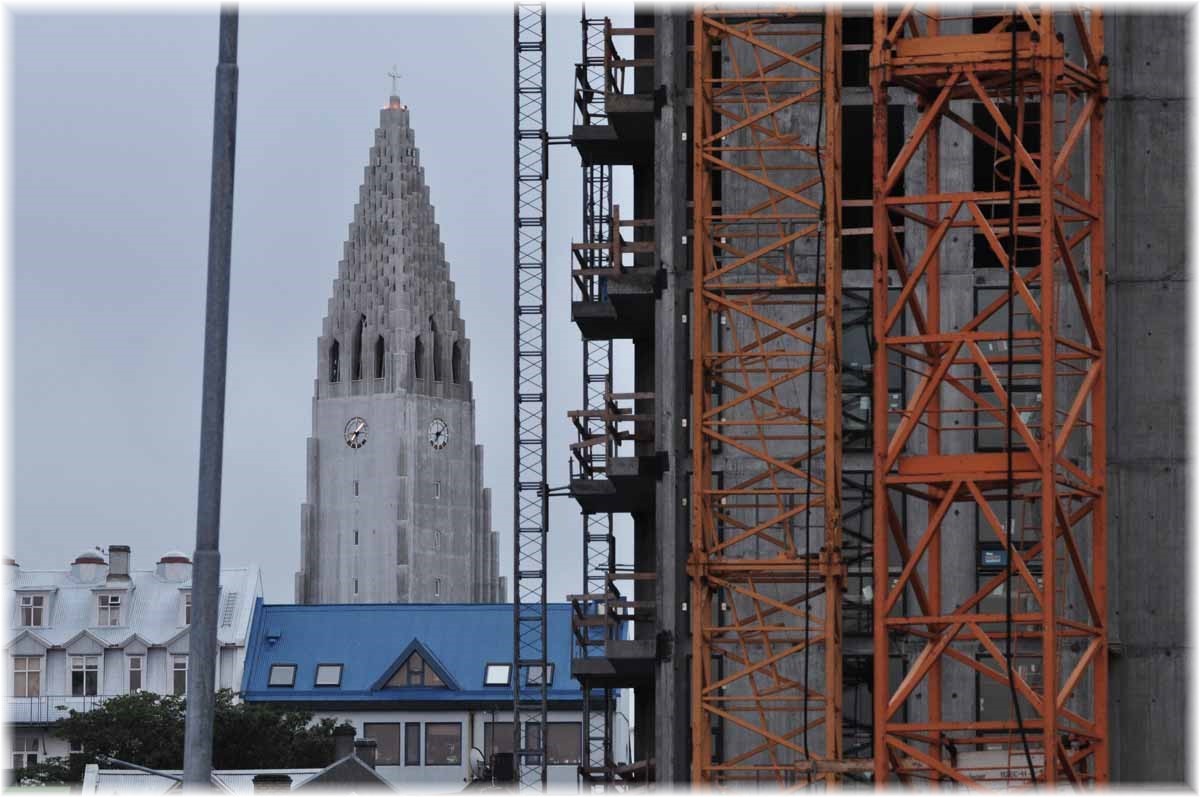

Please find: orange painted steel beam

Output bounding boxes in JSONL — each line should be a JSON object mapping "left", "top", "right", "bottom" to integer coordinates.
{"left": 870, "top": 6, "right": 1108, "bottom": 787}
{"left": 691, "top": 6, "right": 844, "bottom": 787}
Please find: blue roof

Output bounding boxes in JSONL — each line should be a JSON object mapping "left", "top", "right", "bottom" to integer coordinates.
{"left": 241, "top": 600, "right": 582, "bottom": 706}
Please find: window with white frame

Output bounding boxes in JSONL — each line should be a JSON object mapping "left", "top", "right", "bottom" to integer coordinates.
{"left": 13, "top": 656, "right": 42, "bottom": 697}
{"left": 97, "top": 593, "right": 122, "bottom": 626}
{"left": 11, "top": 737, "right": 38, "bottom": 770}
{"left": 425, "top": 722, "right": 462, "bottom": 766}
{"left": 128, "top": 655, "right": 143, "bottom": 692}
{"left": 71, "top": 655, "right": 99, "bottom": 697}
{"left": 182, "top": 591, "right": 192, "bottom": 626}
{"left": 69, "top": 739, "right": 85, "bottom": 755}
{"left": 18, "top": 594, "right": 45, "bottom": 627}
{"left": 172, "top": 655, "right": 188, "bottom": 696}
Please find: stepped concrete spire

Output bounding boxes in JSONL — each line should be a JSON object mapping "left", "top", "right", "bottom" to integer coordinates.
{"left": 296, "top": 99, "right": 504, "bottom": 605}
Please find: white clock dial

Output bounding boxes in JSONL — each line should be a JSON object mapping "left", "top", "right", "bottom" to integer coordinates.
{"left": 428, "top": 418, "right": 449, "bottom": 450}
{"left": 344, "top": 417, "right": 368, "bottom": 449}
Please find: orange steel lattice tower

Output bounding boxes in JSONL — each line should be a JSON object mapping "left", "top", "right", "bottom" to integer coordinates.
{"left": 870, "top": 7, "right": 1108, "bottom": 786}
{"left": 690, "top": 7, "right": 845, "bottom": 785}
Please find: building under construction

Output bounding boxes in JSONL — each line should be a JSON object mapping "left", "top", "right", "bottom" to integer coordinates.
{"left": 508, "top": 4, "right": 1187, "bottom": 789}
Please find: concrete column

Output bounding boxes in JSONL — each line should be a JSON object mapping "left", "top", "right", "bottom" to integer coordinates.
{"left": 652, "top": 7, "right": 692, "bottom": 784}
{"left": 1105, "top": 11, "right": 1188, "bottom": 784}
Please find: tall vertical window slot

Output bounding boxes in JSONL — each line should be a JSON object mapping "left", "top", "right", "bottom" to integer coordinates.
{"left": 430, "top": 317, "right": 442, "bottom": 381}
{"left": 128, "top": 655, "right": 143, "bottom": 692}
{"left": 375, "top": 335, "right": 386, "bottom": 379}
{"left": 451, "top": 341, "right": 462, "bottom": 384}
{"left": 414, "top": 335, "right": 424, "bottom": 379}
{"left": 172, "top": 655, "right": 188, "bottom": 696}
{"left": 329, "top": 340, "right": 340, "bottom": 383}
{"left": 352, "top": 315, "right": 366, "bottom": 381}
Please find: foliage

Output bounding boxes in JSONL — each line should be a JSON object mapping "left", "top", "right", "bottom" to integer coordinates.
{"left": 52, "top": 689, "right": 353, "bottom": 778}
{"left": 11, "top": 756, "right": 74, "bottom": 786}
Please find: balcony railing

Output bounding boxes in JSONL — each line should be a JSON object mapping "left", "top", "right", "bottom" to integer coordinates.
{"left": 568, "top": 572, "right": 656, "bottom": 659}
{"left": 568, "top": 375, "right": 654, "bottom": 480}
{"left": 602, "top": 20, "right": 653, "bottom": 98}
{"left": 570, "top": 205, "right": 656, "bottom": 303}
{"left": 8, "top": 694, "right": 118, "bottom": 724}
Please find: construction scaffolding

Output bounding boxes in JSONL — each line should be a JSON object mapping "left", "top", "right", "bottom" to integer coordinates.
{"left": 869, "top": 7, "right": 1108, "bottom": 785}
{"left": 689, "top": 8, "right": 848, "bottom": 785}
{"left": 512, "top": 2, "right": 549, "bottom": 789}
{"left": 575, "top": 10, "right": 618, "bottom": 786}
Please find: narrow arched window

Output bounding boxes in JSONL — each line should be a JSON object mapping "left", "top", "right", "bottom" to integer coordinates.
{"left": 329, "top": 340, "right": 340, "bottom": 383}
{"left": 375, "top": 335, "right": 385, "bottom": 379}
{"left": 452, "top": 341, "right": 463, "bottom": 384}
{"left": 414, "top": 335, "right": 424, "bottom": 379}
{"left": 431, "top": 317, "right": 442, "bottom": 382}
{"left": 351, "top": 315, "right": 365, "bottom": 381}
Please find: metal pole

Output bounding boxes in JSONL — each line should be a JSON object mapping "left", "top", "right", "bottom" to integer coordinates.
{"left": 183, "top": 5, "right": 238, "bottom": 788}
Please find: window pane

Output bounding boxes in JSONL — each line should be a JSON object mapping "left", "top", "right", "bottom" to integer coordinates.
{"left": 315, "top": 664, "right": 342, "bottom": 686}
{"left": 546, "top": 723, "right": 582, "bottom": 765}
{"left": 484, "top": 664, "right": 510, "bottom": 686}
{"left": 404, "top": 723, "right": 421, "bottom": 766}
{"left": 363, "top": 723, "right": 402, "bottom": 766}
{"left": 269, "top": 664, "right": 296, "bottom": 687}
{"left": 483, "top": 722, "right": 514, "bottom": 756}
{"left": 425, "top": 722, "right": 461, "bottom": 766}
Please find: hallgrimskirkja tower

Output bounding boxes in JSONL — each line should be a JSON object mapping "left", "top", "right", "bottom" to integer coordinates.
{"left": 296, "top": 96, "right": 504, "bottom": 605}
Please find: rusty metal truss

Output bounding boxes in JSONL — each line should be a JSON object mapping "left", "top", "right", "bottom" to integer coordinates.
{"left": 870, "top": 6, "right": 1108, "bottom": 786}
{"left": 690, "top": 7, "right": 847, "bottom": 786}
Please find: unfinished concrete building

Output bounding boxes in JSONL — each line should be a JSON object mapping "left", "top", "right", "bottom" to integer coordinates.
{"left": 513, "top": 4, "right": 1187, "bottom": 788}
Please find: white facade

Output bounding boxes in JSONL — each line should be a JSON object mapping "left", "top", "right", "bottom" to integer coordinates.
{"left": 3, "top": 548, "right": 262, "bottom": 767}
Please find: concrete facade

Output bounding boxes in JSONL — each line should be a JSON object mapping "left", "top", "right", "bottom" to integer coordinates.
{"left": 1105, "top": 11, "right": 1189, "bottom": 785}
{"left": 296, "top": 97, "right": 504, "bottom": 605}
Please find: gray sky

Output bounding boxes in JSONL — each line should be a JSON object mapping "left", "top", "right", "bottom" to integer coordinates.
{"left": 11, "top": 8, "right": 635, "bottom": 602}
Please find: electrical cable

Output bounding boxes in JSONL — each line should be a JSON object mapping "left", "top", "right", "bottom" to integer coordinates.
{"left": 1002, "top": 8, "right": 1038, "bottom": 784}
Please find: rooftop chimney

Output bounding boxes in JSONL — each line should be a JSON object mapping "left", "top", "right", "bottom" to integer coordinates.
{"left": 108, "top": 545, "right": 131, "bottom": 581}
{"left": 354, "top": 738, "right": 378, "bottom": 770}
{"left": 332, "top": 725, "right": 356, "bottom": 762}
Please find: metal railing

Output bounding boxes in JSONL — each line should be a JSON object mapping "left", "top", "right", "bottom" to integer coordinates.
{"left": 8, "top": 694, "right": 119, "bottom": 724}
{"left": 570, "top": 205, "right": 655, "bottom": 303}
{"left": 601, "top": 21, "right": 653, "bottom": 98}
{"left": 568, "top": 572, "right": 656, "bottom": 659}
{"left": 568, "top": 375, "right": 654, "bottom": 480}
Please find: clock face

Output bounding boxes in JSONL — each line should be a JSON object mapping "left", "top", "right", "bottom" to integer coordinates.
{"left": 428, "top": 418, "right": 449, "bottom": 450}
{"left": 344, "top": 417, "right": 368, "bottom": 449}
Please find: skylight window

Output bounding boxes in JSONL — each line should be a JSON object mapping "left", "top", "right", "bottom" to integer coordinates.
{"left": 268, "top": 664, "right": 296, "bottom": 687}
{"left": 484, "top": 664, "right": 511, "bottom": 687}
{"left": 315, "top": 664, "right": 343, "bottom": 687}
{"left": 525, "top": 664, "right": 554, "bottom": 687}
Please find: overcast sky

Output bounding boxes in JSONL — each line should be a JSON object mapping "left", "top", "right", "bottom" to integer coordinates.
{"left": 11, "top": 6, "right": 635, "bottom": 602}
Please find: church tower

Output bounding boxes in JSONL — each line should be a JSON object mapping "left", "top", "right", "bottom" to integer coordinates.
{"left": 296, "top": 96, "right": 505, "bottom": 605}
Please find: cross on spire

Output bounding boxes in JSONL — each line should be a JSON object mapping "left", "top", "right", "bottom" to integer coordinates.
{"left": 388, "top": 65, "right": 402, "bottom": 96}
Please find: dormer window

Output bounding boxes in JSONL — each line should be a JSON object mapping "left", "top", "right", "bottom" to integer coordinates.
{"left": 18, "top": 595, "right": 45, "bottom": 627}
{"left": 97, "top": 594, "right": 122, "bottom": 627}
{"left": 387, "top": 651, "right": 444, "bottom": 688}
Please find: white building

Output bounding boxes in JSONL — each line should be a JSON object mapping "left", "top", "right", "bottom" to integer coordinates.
{"left": 4, "top": 546, "right": 262, "bottom": 767}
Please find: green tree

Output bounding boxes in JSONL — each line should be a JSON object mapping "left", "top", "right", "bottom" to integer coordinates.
{"left": 52, "top": 689, "right": 352, "bottom": 781}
